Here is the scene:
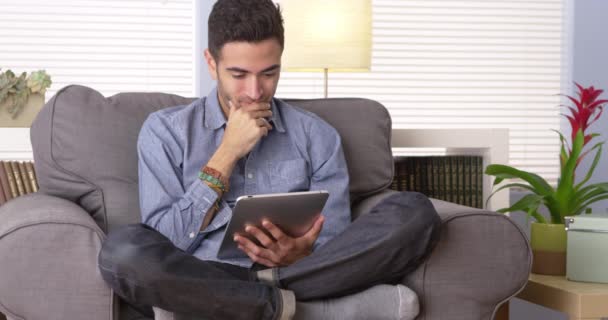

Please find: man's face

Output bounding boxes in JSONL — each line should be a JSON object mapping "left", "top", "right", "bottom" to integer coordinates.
{"left": 205, "top": 38, "right": 282, "bottom": 113}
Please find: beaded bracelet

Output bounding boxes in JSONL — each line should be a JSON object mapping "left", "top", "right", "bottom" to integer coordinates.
{"left": 198, "top": 171, "right": 229, "bottom": 193}
{"left": 202, "top": 166, "right": 230, "bottom": 188}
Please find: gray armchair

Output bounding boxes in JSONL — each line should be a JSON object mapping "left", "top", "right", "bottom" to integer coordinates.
{"left": 0, "top": 85, "right": 531, "bottom": 320}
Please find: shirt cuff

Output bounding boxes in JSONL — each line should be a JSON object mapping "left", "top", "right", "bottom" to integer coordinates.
{"left": 175, "top": 180, "right": 220, "bottom": 249}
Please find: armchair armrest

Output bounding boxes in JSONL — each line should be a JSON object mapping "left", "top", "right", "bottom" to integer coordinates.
{"left": 404, "top": 199, "right": 531, "bottom": 320}
{"left": 0, "top": 193, "right": 114, "bottom": 320}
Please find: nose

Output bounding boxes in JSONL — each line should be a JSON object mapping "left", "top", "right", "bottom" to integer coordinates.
{"left": 245, "top": 76, "right": 263, "bottom": 101}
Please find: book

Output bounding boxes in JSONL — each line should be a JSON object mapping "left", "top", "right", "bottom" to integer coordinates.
{"left": 408, "top": 157, "right": 415, "bottom": 191}
{"left": 471, "top": 156, "right": 477, "bottom": 208}
{"left": 465, "top": 156, "right": 472, "bottom": 207}
{"left": 17, "top": 162, "right": 32, "bottom": 194}
{"left": 458, "top": 156, "right": 464, "bottom": 206}
{"left": 10, "top": 161, "right": 25, "bottom": 196}
{"left": 477, "top": 157, "right": 483, "bottom": 208}
{"left": 0, "top": 178, "right": 6, "bottom": 205}
{"left": 446, "top": 157, "right": 453, "bottom": 203}
{"left": 25, "top": 161, "right": 38, "bottom": 192}
{"left": 0, "top": 161, "right": 12, "bottom": 201}
{"left": 439, "top": 157, "right": 446, "bottom": 202}
{"left": 2, "top": 161, "right": 18, "bottom": 198}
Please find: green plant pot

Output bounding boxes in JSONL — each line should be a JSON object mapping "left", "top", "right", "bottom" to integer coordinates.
{"left": 530, "top": 222, "right": 567, "bottom": 275}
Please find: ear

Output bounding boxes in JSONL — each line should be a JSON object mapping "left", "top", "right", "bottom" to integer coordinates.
{"left": 204, "top": 49, "right": 218, "bottom": 80}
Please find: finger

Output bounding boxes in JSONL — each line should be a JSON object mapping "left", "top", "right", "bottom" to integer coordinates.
{"left": 228, "top": 100, "right": 237, "bottom": 113}
{"left": 235, "top": 235, "right": 281, "bottom": 263}
{"left": 244, "top": 224, "right": 277, "bottom": 249}
{"left": 234, "top": 234, "right": 274, "bottom": 259}
{"left": 234, "top": 234, "right": 261, "bottom": 255}
{"left": 246, "top": 102, "right": 271, "bottom": 111}
{"left": 262, "top": 219, "right": 288, "bottom": 242}
{"left": 250, "top": 110, "right": 273, "bottom": 119}
{"left": 238, "top": 245, "right": 277, "bottom": 267}
{"left": 257, "top": 118, "right": 272, "bottom": 130}
{"left": 256, "top": 118, "right": 268, "bottom": 127}
{"left": 258, "top": 126, "right": 270, "bottom": 137}
{"left": 302, "top": 215, "right": 324, "bottom": 244}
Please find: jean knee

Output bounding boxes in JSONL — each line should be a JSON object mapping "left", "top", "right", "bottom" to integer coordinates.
{"left": 98, "top": 224, "right": 158, "bottom": 275}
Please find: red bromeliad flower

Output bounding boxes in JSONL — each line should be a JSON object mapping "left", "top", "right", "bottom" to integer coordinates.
{"left": 487, "top": 83, "right": 608, "bottom": 224}
{"left": 562, "top": 83, "right": 608, "bottom": 167}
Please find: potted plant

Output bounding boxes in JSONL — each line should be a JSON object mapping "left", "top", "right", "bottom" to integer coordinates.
{"left": 485, "top": 83, "right": 608, "bottom": 275}
{"left": 0, "top": 69, "right": 52, "bottom": 127}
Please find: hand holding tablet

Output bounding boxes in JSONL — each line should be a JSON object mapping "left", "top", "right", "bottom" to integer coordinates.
{"left": 217, "top": 190, "right": 329, "bottom": 260}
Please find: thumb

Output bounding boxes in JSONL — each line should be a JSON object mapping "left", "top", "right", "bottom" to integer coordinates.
{"left": 305, "top": 215, "right": 324, "bottom": 242}
{"left": 228, "top": 100, "right": 236, "bottom": 116}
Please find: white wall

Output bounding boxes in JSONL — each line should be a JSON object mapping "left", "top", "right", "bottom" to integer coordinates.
{"left": 195, "top": 0, "right": 216, "bottom": 96}
{"left": 510, "top": 0, "right": 608, "bottom": 318}
{"left": 571, "top": 0, "right": 608, "bottom": 214}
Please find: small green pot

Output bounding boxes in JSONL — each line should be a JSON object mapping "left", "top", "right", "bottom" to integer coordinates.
{"left": 530, "top": 222, "right": 567, "bottom": 275}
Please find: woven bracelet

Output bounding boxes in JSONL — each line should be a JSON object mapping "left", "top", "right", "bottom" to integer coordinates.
{"left": 198, "top": 171, "right": 229, "bottom": 193}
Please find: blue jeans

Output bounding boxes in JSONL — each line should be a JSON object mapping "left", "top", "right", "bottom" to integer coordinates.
{"left": 98, "top": 191, "right": 441, "bottom": 320}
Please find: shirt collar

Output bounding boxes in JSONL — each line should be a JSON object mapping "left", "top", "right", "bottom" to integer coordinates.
{"left": 203, "top": 87, "right": 285, "bottom": 133}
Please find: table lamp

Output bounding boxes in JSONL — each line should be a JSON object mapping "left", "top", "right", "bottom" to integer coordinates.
{"left": 280, "top": 0, "right": 372, "bottom": 98}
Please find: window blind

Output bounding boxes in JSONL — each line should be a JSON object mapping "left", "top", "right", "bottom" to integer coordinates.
{"left": 0, "top": 0, "right": 195, "bottom": 98}
{"left": 275, "top": 0, "right": 567, "bottom": 185}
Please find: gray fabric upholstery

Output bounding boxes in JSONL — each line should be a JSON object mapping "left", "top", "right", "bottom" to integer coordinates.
{"left": 30, "top": 85, "right": 196, "bottom": 233}
{"left": 0, "top": 86, "right": 532, "bottom": 320}
{"left": 403, "top": 199, "right": 532, "bottom": 320}
{"left": 283, "top": 98, "right": 393, "bottom": 202}
{"left": 30, "top": 86, "right": 393, "bottom": 233}
{"left": 0, "top": 193, "right": 113, "bottom": 320}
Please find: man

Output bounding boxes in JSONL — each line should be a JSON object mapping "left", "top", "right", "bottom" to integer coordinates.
{"left": 98, "top": 0, "right": 441, "bottom": 319}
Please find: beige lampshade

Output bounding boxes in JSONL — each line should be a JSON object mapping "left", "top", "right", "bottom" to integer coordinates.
{"left": 281, "top": 0, "right": 372, "bottom": 72}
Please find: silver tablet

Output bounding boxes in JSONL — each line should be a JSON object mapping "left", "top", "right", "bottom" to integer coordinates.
{"left": 217, "top": 190, "right": 329, "bottom": 260}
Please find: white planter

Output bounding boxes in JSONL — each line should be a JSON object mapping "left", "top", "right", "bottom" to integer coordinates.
{"left": 0, "top": 93, "right": 45, "bottom": 128}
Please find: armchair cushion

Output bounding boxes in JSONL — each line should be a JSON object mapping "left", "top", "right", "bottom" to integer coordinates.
{"left": 283, "top": 98, "right": 393, "bottom": 202}
{"left": 31, "top": 85, "right": 195, "bottom": 232}
{"left": 31, "top": 86, "right": 394, "bottom": 232}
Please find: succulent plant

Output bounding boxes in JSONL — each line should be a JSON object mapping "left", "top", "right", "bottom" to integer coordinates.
{"left": 26, "top": 70, "right": 52, "bottom": 95}
{"left": 0, "top": 69, "right": 16, "bottom": 105}
{"left": 0, "top": 69, "right": 52, "bottom": 119}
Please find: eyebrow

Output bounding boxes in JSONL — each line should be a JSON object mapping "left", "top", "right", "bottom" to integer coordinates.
{"left": 226, "top": 64, "right": 281, "bottom": 74}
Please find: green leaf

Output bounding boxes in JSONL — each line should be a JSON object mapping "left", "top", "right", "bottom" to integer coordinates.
{"left": 497, "top": 193, "right": 546, "bottom": 223}
{"left": 577, "top": 195, "right": 608, "bottom": 212}
{"left": 555, "top": 129, "right": 584, "bottom": 218}
{"left": 497, "top": 193, "right": 543, "bottom": 213}
{"left": 572, "top": 183, "right": 608, "bottom": 213}
{"left": 528, "top": 207, "right": 548, "bottom": 224}
{"left": 552, "top": 129, "right": 569, "bottom": 170}
{"left": 575, "top": 142, "right": 604, "bottom": 190}
{"left": 485, "top": 164, "right": 554, "bottom": 196}
{"left": 485, "top": 182, "right": 538, "bottom": 208}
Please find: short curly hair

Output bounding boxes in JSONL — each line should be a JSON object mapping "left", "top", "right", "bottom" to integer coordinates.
{"left": 208, "top": 0, "right": 284, "bottom": 60}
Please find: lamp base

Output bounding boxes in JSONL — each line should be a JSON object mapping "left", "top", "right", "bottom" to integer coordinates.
{"left": 323, "top": 68, "right": 328, "bottom": 98}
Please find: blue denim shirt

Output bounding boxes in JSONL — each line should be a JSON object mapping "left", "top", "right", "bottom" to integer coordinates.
{"left": 137, "top": 88, "right": 351, "bottom": 267}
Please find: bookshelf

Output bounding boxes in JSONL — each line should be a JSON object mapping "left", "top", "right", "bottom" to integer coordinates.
{"left": 391, "top": 128, "right": 509, "bottom": 211}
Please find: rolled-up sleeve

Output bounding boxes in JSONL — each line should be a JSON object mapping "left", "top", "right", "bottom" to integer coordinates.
{"left": 137, "top": 113, "right": 219, "bottom": 251}
{"left": 308, "top": 121, "right": 351, "bottom": 250}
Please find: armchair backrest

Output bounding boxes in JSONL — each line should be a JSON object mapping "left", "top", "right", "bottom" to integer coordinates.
{"left": 31, "top": 85, "right": 393, "bottom": 232}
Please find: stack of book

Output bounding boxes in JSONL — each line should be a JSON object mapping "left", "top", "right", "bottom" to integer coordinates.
{"left": 0, "top": 160, "right": 38, "bottom": 206}
{"left": 391, "top": 156, "right": 484, "bottom": 209}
